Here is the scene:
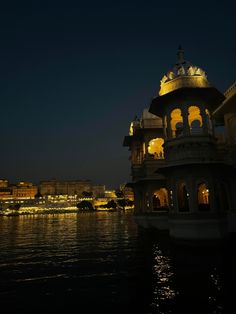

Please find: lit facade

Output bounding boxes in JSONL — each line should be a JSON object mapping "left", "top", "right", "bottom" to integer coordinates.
{"left": 123, "top": 48, "right": 236, "bottom": 240}
{"left": 39, "top": 180, "right": 92, "bottom": 196}
{"left": 0, "top": 179, "right": 8, "bottom": 188}
{"left": 12, "top": 182, "right": 38, "bottom": 199}
{"left": 0, "top": 181, "right": 38, "bottom": 200}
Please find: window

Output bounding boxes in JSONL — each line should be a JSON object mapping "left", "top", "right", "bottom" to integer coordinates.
{"left": 148, "top": 138, "right": 164, "bottom": 159}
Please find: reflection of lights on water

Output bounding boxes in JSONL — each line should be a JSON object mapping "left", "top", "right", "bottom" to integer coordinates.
{"left": 208, "top": 267, "right": 223, "bottom": 313}
{"left": 210, "top": 269, "right": 221, "bottom": 292}
{"left": 150, "top": 245, "right": 177, "bottom": 312}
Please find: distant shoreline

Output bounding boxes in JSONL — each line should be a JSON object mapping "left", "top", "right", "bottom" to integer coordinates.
{"left": 0, "top": 208, "right": 130, "bottom": 216}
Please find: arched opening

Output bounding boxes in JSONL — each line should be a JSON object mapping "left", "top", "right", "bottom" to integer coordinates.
{"left": 152, "top": 188, "right": 169, "bottom": 211}
{"left": 177, "top": 181, "right": 189, "bottom": 212}
{"left": 170, "top": 109, "right": 183, "bottom": 138}
{"left": 197, "top": 182, "right": 210, "bottom": 211}
{"left": 148, "top": 138, "right": 164, "bottom": 159}
{"left": 188, "top": 106, "right": 202, "bottom": 134}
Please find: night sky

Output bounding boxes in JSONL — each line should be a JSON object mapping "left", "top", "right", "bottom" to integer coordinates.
{"left": 0, "top": 1, "right": 235, "bottom": 188}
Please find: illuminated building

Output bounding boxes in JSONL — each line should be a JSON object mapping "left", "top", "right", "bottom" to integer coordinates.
{"left": 104, "top": 190, "right": 117, "bottom": 199}
{"left": 12, "top": 182, "right": 38, "bottom": 199}
{"left": 123, "top": 109, "right": 168, "bottom": 228}
{"left": 123, "top": 47, "right": 236, "bottom": 240}
{"left": 0, "top": 181, "right": 38, "bottom": 200}
{"left": 39, "top": 180, "right": 92, "bottom": 196}
{"left": 0, "top": 179, "right": 8, "bottom": 188}
{"left": 0, "top": 188, "right": 12, "bottom": 199}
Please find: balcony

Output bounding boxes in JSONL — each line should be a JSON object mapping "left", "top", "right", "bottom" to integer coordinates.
{"left": 164, "top": 135, "right": 218, "bottom": 164}
{"left": 131, "top": 155, "right": 166, "bottom": 181}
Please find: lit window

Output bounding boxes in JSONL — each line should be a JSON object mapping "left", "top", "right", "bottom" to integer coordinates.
{"left": 148, "top": 138, "right": 164, "bottom": 159}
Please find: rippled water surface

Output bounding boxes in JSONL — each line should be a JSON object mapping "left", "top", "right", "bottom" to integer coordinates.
{"left": 0, "top": 212, "right": 234, "bottom": 314}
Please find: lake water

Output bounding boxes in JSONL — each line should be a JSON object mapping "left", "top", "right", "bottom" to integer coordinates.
{"left": 0, "top": 212, "right": 234, "bottom": 314}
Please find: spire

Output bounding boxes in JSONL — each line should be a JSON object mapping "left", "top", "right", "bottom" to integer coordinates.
{"left": 177, "top": 45, "right": 185, "bottom": 63}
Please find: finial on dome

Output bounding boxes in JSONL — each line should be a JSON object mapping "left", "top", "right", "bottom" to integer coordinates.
{"left": 177, "top": 45, "right": 185, "bottom": 64}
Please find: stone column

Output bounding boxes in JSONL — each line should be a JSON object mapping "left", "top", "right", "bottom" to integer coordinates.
{"left": 172, "top": 182, "right": 179, "bottom": 213}
{"left": 182, "top": 107, "right": 190, "bottom": 136}
{"left": 199, "top": 105, "right": 208, "bottom": 135}
{"left": 166, "top": 111, "right": 172, "bottom": 139}
{"left": 143, "top": 137, "right": 149, "bottom": 159}
{"left": 208, "top": 178, "right": 216, "bottom": 213}
{"left": 148, "top": 188, "right": 153, "bottom": 212}
{"left": 168, "top": 189, "right": 173, "bottom": 212}
{"left": 140, "top": 191, "right": 145, "bottom": 213}
{"left": 143, "top": 190, "right": 149, "bottom": 213}
{"left": 163, "top": 116, "right": 167, "bottom": 139}
{"left": 187, "top": 178, "right": 198, "bottom": 213}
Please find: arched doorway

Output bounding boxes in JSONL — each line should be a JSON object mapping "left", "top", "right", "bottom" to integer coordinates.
{"left": 188, "top": 106, "right": 202, "bottom": 134}
{"left": 177, "top": 181, "right": 189, "bottom": 212}
{"left": 170, "top": 109, "right": 183, "bottom": 138}
{"left": 152, "top": 188, "right": 169, "bottom": 211}
{"left": 197, "top": 182, "right": 210, "bottom": 211}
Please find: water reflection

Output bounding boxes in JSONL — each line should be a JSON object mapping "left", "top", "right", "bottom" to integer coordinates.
{"left": 147, "top": 233, "right": 232, "bottom": 314}
{"left": 0, "top": 213, "right": 234, "bottom": 314}
{"left": 150, "top": 244, "right": 177, "bottom": 314}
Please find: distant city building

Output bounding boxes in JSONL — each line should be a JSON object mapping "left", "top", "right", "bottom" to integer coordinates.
{"left": 104, "top": 190, "right": 117, "bottom": 199}
{"left": 0, "top": 181, "right": 38, "bottom": 200}
{"left": 0, "top": 179, "right": 109, "bottom": 205}
{"left": 0, "top": 187, "right": 12, "bottom": 199}
{"left": 12, "top": 182, "right": 38, "bottom": 199}
{"left": 0, "top": 179, "right": 8, "bottom": 188}
{"left": 39, "top": 180, "right": 92, "bottom": 196}
{"left": 123, "top": 48, "right": 236, "bottom": 241}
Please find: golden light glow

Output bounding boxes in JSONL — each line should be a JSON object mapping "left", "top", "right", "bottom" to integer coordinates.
{"left": 129, "top": 122, "right": 134, "bottom": 136}
{"left": 198, "top": 183, "right": 209, "bottom": 204}
{"left": 188, "top": 105, "right": 202, "bottom": 129}
{"left": 205, "top": 109, "right": 213, "bottom": 132}
{"left": 170, "top": 109, "right": 183, "bottom": 137}
{"left": 153, "top": 188, "right": 168, "bottom": 209}
{"left": 159, "top": 75, "right": 209, "bottom": 96}
{"left": 177, "top": 181, "right": 189, "bottom": 211}
{"left": 148, "top": 138, "right": 164, "bottom": 159}
{"left": 151, "top": 244, "right": 176, "bottom": 307}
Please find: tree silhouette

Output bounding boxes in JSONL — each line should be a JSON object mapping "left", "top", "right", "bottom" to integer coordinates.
{"left": 77, "top": 200, "right": 94, "bottom": 210}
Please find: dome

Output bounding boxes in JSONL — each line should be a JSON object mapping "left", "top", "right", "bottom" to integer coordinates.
{"left": 159, "top": 47, "right": 210, "bottom": 96}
